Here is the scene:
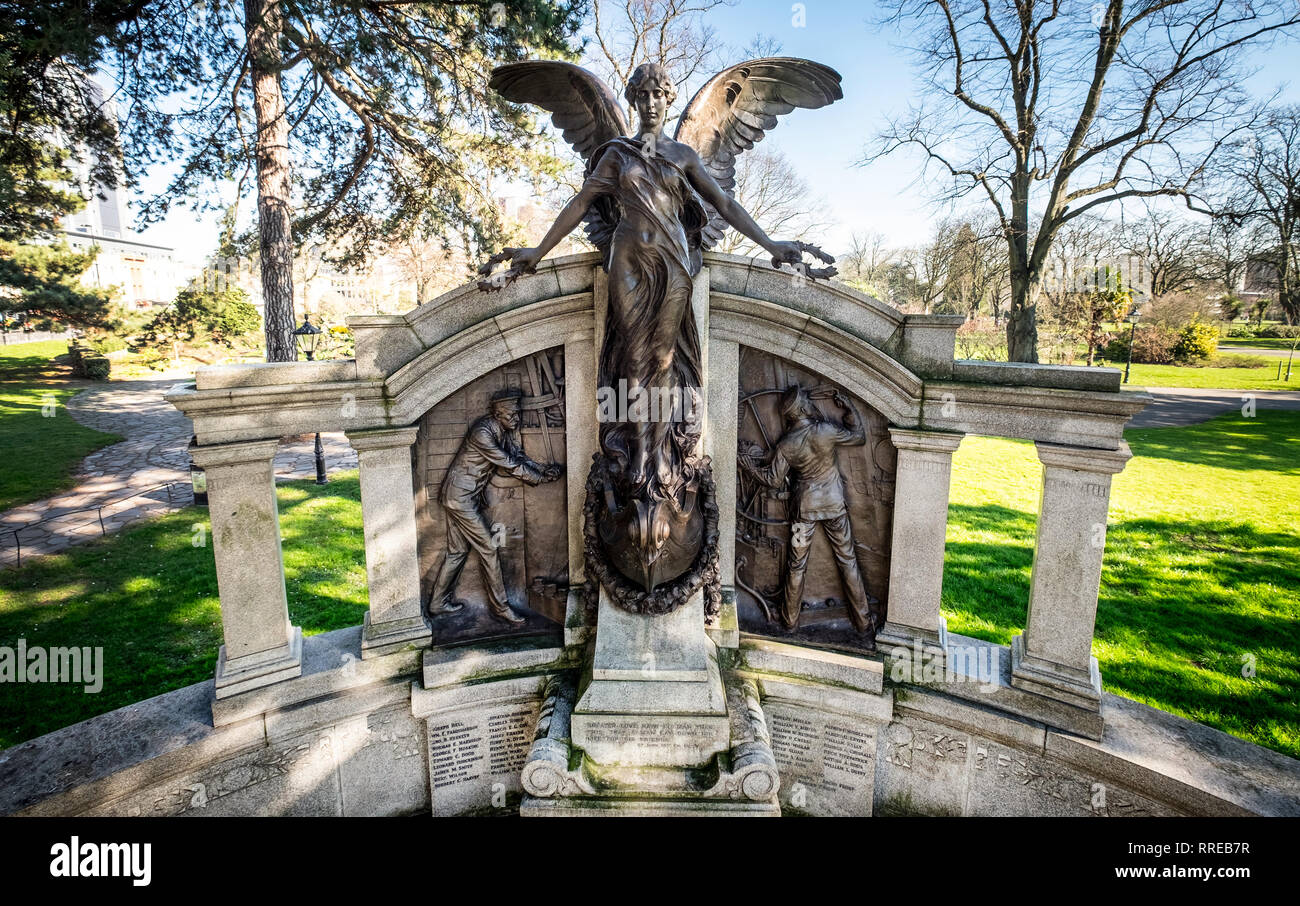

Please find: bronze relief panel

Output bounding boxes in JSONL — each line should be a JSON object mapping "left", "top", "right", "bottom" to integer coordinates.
{"left": 414, "top": 347, "right": 568, "bottom": 644}
{"left": 735, "top": 347, "right": 896, "bottom": 651}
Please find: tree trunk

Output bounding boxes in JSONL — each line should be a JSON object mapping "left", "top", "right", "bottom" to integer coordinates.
{"left": 1282, "top": 288, "right": 1299, "bottom": 325}
{"left": 1006, "top": 169, "right": 1041, "bottom": 363}
{"left": 245, "top": 0, "right": 295, "bottom": 363}
{"left": 1278, "top": 249, "right": 1298, "bottom": 325}
{"left": 1006, "top": 271, "right": 1040, "bottom": 362}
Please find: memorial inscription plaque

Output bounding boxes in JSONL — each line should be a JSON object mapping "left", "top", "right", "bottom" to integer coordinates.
{"left": 765, "top": 702, "right": 878, "bottom": 816}
{"left": 427, "top": 699, "right": 542, "bottom": 816}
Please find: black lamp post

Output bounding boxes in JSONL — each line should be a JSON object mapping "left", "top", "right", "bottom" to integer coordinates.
{"left": 293, "top": 315, "right": 328, "bottom": 485}
{"left": 293, "top": 314, "right": 323, "bottom": 361}
{"left": 1122, "top": 306, "right": 1141, "bottom": 384}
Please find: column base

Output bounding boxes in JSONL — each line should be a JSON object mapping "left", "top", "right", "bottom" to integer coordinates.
{"left": 522, "top": 671, "right": 780, "bottom": 816}
{"left": 360, "top": 610, "right": 432, "bottom": 659}
{"left": 876, "top": 616, "right": 948, "bottom": 668}
{"left": 520, "top": 795, "right": 780, "bottom": 817}
{"left": 1010, "top": 633, "right": 1103, "bottom": 712}
{"left": 214, "top": 626, "right": 303, "bottom": 699}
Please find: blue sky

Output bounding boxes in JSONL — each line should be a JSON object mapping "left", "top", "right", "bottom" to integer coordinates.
{"left": 703, "top": 0, "right": 933, "bottom": 250}
{"left": 129, "top": 0, "right": 1299, "bottom": 266}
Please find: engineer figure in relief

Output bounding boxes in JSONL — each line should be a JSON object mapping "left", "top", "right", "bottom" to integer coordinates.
{"left": 428, "top": 388, "right": 562, "bottom": 624}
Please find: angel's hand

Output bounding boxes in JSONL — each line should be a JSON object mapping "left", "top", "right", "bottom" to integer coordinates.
{"left": 768, "top": 240, "right": 838, "bottom": 280}
{"left": 768, "top": 240, "right": 804, "bottom": 268}
{"left": 477, "top": 247, "right": 542, "bottom": 292}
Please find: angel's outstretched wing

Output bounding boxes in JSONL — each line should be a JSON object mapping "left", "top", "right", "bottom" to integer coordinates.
{"left": 490, "top": 61, "right": 629, "bottom": 256}
{"left": 675, "top": 58, "right": 843, "bottom": 250}
{"left": 490, "top": 61, "right": 629, "bottom": 162}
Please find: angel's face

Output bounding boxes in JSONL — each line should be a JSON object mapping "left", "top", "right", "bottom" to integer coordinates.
{"left": 632, "top": 84, "right": 670, "bottom": 133}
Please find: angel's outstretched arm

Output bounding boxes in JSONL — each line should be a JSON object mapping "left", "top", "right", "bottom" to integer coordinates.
{"left": 501, "top": 155, "right": 616, "bottom": 274}
{"left": 531, "top": 187, "right": 597, "bottom": 261}
{"left": 682, "top": 152, "right": 797, "bottom": 261}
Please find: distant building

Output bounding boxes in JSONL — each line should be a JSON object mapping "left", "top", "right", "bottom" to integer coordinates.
{"left": 57, "top": 80, "right": 196, "bottom": 309}
{"left": 228, "top": 250, "right": 414, "bottom": 322}
{"left": 1241, "top": 255, "right": 1279, "bottom": 302}
{"left": 64, "top": 230, "right": 189, "bottom": 310}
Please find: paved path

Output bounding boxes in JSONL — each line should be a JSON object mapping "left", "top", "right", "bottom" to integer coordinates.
{"left": 1127, "top": 386, "right": 1300, "bottom": 428}
{"left": 1219, "top": 345, "right": 1298, "bottom": 360}
{"left": 0, "top": 379, "right": 357, "bottom": 568}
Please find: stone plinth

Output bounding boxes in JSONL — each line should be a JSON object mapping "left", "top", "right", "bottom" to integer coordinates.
{"left": 520, "top": 670, "right": 781, "bottom": 815}
{"left": 1011, "top": 441, "right": 1132, "bottom": 734}
{"left": 347, "top": 427, "right": 432, "bottom": 657}
{"left": 570, "top": 590, "right": 729, "bottom": 769}
{"left": 190, "top": 438, "right": 302, "bottom": 699}
{"left": 877, "top": 428, "right": 963, "bottom": 663}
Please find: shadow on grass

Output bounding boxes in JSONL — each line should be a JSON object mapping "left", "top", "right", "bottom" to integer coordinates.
{"left": 0, "top": 342, "right": 78, "bottom": 384}
{"left": 1125, "top": 414, "right": 1300, "bottom": 474}
{"left": 941, "top": 503, "right": 1035, "bottom": 642}
{"left": 0, "top": 476, "right": 370, "bottom": 749}
{"left": 942, "top": 502, "right": 1300, "bottom": 758}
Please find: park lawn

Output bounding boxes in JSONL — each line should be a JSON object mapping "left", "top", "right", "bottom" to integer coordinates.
{"left": 944, "top": 410, "right": 1300, "bottom": 759}
{"left": 0, "top": 340, "right": 123, "bottom": 512}
{"left": 0, "top": 472, "right": 368, "bottom": 749}
{"left": 1105, "top": 360, "right": 1296, "bottom": 390}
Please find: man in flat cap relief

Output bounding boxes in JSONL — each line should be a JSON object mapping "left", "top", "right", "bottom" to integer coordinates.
{"left": 428, "top": 388, "right": 562, "bottom": 624}
{"left": 740, "top": 385, "right": 874, "bottom": 633}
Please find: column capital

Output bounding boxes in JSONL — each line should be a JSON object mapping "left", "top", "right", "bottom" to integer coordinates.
{"left": 1035, "top": 441, "right": 1131, "bottom": 474}
{"left": 346, "top": 425, "right": 420, "bottom": 452}
{"left": 888, "top": 427, "right": 964, "bottom": 454}
{"left": 190, "top": 437, "right": 281, "bottom": 469}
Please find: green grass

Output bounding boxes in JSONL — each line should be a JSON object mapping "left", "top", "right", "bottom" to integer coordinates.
{"left": 0, "top": 473, "right": 368, "bottom": 749}
{"left": 1106, "top": 361, "right": 1297, "bottom": 390}
{"left": 0, "top": 340, "right": 123, "bottom": 511}
{"left": 944, "top": 410, "right": 1300, "bottom": 758}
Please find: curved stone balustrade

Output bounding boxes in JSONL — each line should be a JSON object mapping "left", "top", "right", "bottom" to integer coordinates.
{"left": 162, "top": 254, "right": 1147, "bottom": 727}
{"left": 9, "top": 254, "right": 1283, "bottom": 819}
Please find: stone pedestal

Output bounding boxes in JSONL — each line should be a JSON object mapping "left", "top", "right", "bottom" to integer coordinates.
{"left": 190, "top": 438, "right": 303, "bottom": 698}
{"left": 521, "top": 666, "right": 780, "bottom": 815}
{"left": 877, "top": 429, "right": 963, "bottom": 665}
{"left": 1011, "top": 442, "right": 1132, "bottom": 733}
{"left": 570, "top": 590, "right": 730, "bottom": 768}
{"left": 347, "top": 427, "right": 432, "bottom": 657}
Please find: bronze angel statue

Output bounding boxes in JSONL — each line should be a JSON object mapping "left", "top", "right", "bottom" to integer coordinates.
{"left": 479, "top": 58, "right": 842, "bottom": 609}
